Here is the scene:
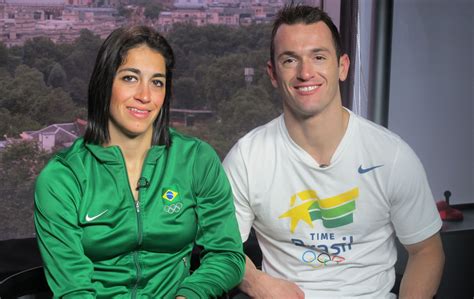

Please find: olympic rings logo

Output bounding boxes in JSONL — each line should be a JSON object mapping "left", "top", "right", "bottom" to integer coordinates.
{"left": 301, "top": 250, "right": 345, "bottom": 268}
{"left": 163, "top": 202, "right": 183, "bottom": 214}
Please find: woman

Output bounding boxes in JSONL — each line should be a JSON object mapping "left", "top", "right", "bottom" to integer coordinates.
{"left": 34, "top": 26, "right": 245, "bottom": 298}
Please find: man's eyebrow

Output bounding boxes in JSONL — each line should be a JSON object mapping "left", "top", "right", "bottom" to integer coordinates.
{"left": 311, "top": 47, "right": 331, "bottom": 54}
{"left": 277, "top": 47, "right": 331, "bottom": 59}
{"left": 278, "top": 50, "right": 298, "bottom": 59}
{"left": 116, "top": 67, "right": 166, "bottom": 77}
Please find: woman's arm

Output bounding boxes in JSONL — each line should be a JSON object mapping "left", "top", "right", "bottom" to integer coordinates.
{"left": 34, "top": 159, "right": 96, "bottom": 298}
{"left": 175, "top": 142, "right": 245, "bottom": 299}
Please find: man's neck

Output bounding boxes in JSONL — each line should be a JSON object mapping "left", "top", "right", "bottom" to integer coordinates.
{"left": 284, "top": 104, "right": 349, "bottom": 166}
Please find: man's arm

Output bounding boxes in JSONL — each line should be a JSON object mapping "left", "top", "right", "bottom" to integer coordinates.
{"left": 399, "top": 233, "right": 444, "bottom": 299}
{"left": 239, "top": 256, "right": 305, "bottom": 299}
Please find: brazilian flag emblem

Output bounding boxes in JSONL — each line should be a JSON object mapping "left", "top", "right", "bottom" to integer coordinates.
{"left": 279, "top": 188, "right": 359, "bottom": 233}
{"left": 162, "top": 187, "right": 179, "bottom": 202}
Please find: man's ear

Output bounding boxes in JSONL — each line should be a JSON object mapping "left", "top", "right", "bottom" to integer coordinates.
{"left": 267, "top": 60, "right": 278, "bottom": 88}
{"left": 338, "top": 54, "right": 350, "bottom": 82}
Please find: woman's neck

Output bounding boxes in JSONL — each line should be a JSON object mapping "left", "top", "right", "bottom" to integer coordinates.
{"left": 105, "top": 132, "right": 153, "bottom": 201}
{"left": 106, "top": 130, "right": 152, "bottom": 170}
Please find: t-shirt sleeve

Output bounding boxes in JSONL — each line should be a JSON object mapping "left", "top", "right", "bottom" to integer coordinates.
{"left": 223, "top": 142, "right": 254, "bottom": 242}
{"left": 388, "top": 141, "right": 442, "bottom": 245}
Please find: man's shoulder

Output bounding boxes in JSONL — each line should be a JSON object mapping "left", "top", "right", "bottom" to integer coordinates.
{"left": 349, "top": 111, "right": 419, "bottom": 166}
{"left": 234, "top": 115, "right": 282, "bottom": 148}
{"left": 224, "top": 115, "right": 282, "bottom": 166}
{"left": 351, "top": 111, "right": 405, "bottom": 146}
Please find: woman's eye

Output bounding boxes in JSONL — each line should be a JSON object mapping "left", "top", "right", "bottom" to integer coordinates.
{"left": 122, "top": 75, "right": 137, "bottom": 82}
{"left": 152, "top": 79, "right": 164, "bottom": 87}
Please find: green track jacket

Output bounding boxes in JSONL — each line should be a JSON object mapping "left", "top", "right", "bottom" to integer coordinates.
{"left": 34, "top": 130, "right": 245, "bottom": 298}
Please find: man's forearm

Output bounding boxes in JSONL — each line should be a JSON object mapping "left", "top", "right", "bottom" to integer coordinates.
{"left": 239, "top": 256, "right": 262, "bottom": 296}
{"left": 239, "top": 255, "right": 305, "bottom": 298}
{"left": 399, "top": 233, "right": 445, "bottom": 299}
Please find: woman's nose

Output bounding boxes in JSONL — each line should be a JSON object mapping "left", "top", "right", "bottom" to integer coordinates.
{"left": 134, "top": 83, "right": 151, "bottom": 103}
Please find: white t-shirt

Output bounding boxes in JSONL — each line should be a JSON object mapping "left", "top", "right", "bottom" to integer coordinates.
{"left": 223, "top": 110, "right": 442, "bottom": 299}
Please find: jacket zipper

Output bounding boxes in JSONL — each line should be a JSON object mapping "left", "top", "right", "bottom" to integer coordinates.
{"left": 182, "top": 256, "right": 187, "bottom": 268}
{"left": 132, "top": 192, "right": 143, "bottom": 298}
{"left": 117, "top": 148, "right": 144, "bottom": 299}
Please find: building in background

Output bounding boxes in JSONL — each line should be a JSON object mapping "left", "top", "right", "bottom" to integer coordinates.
{"left": 19, "top": 119, "right": 86, "bottom": 152}
{"left": 0, "top": 0, "right": 321, "bottom": 45}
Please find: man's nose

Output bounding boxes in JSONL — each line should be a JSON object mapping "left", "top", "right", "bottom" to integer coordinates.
{"left": 297, "top": 59, "right": 314, "bottom": 81}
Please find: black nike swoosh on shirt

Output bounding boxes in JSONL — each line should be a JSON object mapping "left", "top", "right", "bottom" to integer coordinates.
{"left": 358, "top": 165, "right": 384, "bottom": 174}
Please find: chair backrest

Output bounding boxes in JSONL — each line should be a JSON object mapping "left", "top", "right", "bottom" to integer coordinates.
{"left": 0, "top": 238, "right": 43, "bottom": 281}
{"left": 395, "top": 229, "right": 474, "bottom": 298}
{"left": 0, "top": 265, "right": 52, "bottom": 299}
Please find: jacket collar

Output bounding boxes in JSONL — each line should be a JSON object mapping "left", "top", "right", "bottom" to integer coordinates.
{"left": 84, "top": 139, "right": 166, "bottom": 165}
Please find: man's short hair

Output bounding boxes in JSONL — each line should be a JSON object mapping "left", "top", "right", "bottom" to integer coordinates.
{"left": 270, "top": 4, "right": 342, "bottom": 66}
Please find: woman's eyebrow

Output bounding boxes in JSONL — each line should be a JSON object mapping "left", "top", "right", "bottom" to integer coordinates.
{"left": 116, "top": 68, "right": 166, "bottom": 78}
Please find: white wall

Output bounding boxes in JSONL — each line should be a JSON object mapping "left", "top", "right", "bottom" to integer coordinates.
{"left": 324, "top": 0, "right": 340, "bottom": 31}
{"left": 355, "top": 0, "right": 473, "bottom": 204}
{"left": 353, "top": 0, "right": 373, "bottom": 117}
{"left": 388, "top": 0, "right": 473, "bottom": 204}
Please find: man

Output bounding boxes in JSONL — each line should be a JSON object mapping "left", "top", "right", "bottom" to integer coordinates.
{"left": 223, "top": 4, "right": 444, "bottom": 299}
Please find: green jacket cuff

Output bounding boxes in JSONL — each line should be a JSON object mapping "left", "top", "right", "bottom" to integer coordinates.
{"left": 176, "top": 285, "right": 205, "bottom": 299}
{"left": 63, "top": 291, "right": 95, "bottom": 299}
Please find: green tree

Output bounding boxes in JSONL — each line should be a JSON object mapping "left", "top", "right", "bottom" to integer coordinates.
{"left": 15, "top": 65, "right": 47, "bottom": 107}
{"left": 69, "top": 77, "right": 88, "bottom": 106}
{"left": 195, "top": 53, "right": 248, "bottom": 110}
{"left": 0, "top": 65, "right": 48, "bottom": 113}
{"left": 144, "top": 2, "right": 161, "bottom": 20}
{"left": 33, "top": 57, "right": 56, "bottom": 81}
{"left": 1, "top": 65, "right": 80, "bottom": 130}
{"left": 0, "top": 140, "right": 51, "bottom": 239}
{"left": 167, "top": 24, "right": 239, "bottom": 59}
{"left": 47, "top": 62, "right": 67, "bottom": 88}
{"left": 22, "top": 37, "right": 63, "bottom": 67}
{"left": 218, "top": 86, "right": 279, "bottom": 138}
{"left": 215, "top": 86, "right": 279, "bottom": 151}
{"left": 0, "top": 108, "right": 41, "bottom": 138}
{"left": 31, "top": 88, "right": 78, "bottom": 125}
{"left": 0, "top": 43, "right": 22, "bottom": 73}
{"left": 0, "top": 42, "right": 8, "bottom": 68}
{"left": 63, "top": 30, "right": 101, "bottom": 84}
{"left": 173, "top": 77, "right": 206, "bottom": 109}
{"left": 0, "top": 66, "right": 12, "bottom": 92}
{"left": 117, "top": 4, "right": 132, "bottom": 18}
{"left": 178, "top": 86, "right": 279, "bottom": 158}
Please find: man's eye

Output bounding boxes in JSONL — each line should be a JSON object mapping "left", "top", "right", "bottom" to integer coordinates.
{"left": 282, "top": 58, "right": 296, "bottom": 64}
{"left": 315, "top": 55, "right": 326, "bottom": 61}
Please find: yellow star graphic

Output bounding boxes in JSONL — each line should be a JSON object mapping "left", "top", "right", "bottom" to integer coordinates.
{"left": 278, "top": 200, "right": 316, "bottom": 233}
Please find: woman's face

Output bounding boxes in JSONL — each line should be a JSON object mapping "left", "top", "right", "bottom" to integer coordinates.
{"left": 108, "top": 45, "right": 167, "bottom": 143}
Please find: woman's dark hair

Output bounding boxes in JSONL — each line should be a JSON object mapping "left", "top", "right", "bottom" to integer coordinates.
{"left": 84, "top": 25, "right": 175, "bottom": 147}
{"left": 270, "top": 4, "right": 342, "bottom": 66}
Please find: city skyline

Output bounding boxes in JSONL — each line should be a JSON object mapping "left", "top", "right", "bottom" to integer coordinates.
{"left": 0, "top": 0, "right": 322, "bottom": 46}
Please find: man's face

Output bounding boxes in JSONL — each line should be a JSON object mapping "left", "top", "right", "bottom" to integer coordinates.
{"left": 268, "top": 22, "right": 349, "bottom": 119}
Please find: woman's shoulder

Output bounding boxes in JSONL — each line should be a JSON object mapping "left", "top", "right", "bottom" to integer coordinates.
{"left": 169, "top": 128, "right": 212, "bottom": 150}
{"left": 39, "top": 138, "right": 88, "bottom": 179}
{"left": 169, "top": 128, "right": 219, "bottom": 159}
{"left": 48, "top": 137, "right": 89, "bottom": 166}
